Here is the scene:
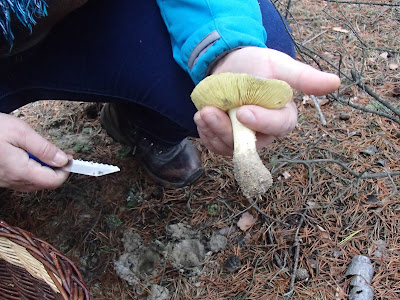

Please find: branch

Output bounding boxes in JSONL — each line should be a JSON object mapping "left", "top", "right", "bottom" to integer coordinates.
{"left": 323, "top": 0, "right": 400, "bottom": 6}
{"left": 351, "top": 70, "right": 400, "bottom": 116}
{"left": 270, "top": 158, "right": 400, "bottom": 180}
{"left": 311, "top": 96, "right": 327, "bottom": 126}
{"left": 330, "top": 94, "right": 400, "bottom": 126}
{"left": 284, "top": 212, "right": 306, "bottom": 299}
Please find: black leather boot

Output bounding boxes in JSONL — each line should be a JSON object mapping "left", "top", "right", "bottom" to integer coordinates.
{"left": 100, "top": 103, "right": 204, "bottom": 187}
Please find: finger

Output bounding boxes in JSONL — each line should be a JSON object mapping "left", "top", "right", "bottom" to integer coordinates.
{"left": 26, "top": 160, "right": 70, "bottom": 190}
{"left": 236, "top": 102, "right": 298, "bottom": 137}
{"left": 197, "top": 127, "right": 233, "bottom": 155}
{"left": 268, "top": 49, "right": 341, "bottom": 95}
{"left": 22, "top": 151, "right": 69, "bottom": 190}
{"left": 3, "top": 147, "right": 69, "bottom": 192}
{"left": 11, "top": 121, "right": 68, "bottom": 167}
{"left": 194, "top": 107, "right": 234, "bottom": 155}
{"left": 195, "top": 116, "right": 233, "bottom": 155}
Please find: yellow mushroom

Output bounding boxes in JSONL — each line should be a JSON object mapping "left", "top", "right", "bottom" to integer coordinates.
{"left": 191, "top": 73, "right": 293, "bottom": 198}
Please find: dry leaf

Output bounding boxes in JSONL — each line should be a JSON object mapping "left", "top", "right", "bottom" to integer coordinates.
{"left": 335, "top": 286, "right": 347, "bottom": 300}
{"left": 302, "top": 95, "right": 329, "bottom": 106}
{"left": 317, "top": 225, "right": 331, "bottom": 241}
{"left": 318, "top": 98, "right": 330, "bottom": 106}
{"left": 282, "top": 171, "right": 291, "bottom": 180}
{"left": 323, "top": 51, "right": 335, "bottom": 60}
{"left": 237, "top": 212, "right": 256, "bottom": 231}
{"left": 332, "top": 27, "right": 349, "bottom": 33}
{"left": 379, "top": 52, "right": 389, "bottom": 59}
{"left": 307, "top": 200, "right": 317, "bottom": 208}
{"left": 302, "top": 95, "right": 311, "bottom": 104}
{"left": 389, "top": 63, "right": 399, "bottom": 70}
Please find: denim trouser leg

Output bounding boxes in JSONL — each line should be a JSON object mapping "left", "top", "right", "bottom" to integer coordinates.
{"left": 0, "top": 0, "right": 295, "bottom": 144}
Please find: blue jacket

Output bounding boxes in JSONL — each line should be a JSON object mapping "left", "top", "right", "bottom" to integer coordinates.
{"left": 156, "top": 0, "right": 267, "bottom": 84}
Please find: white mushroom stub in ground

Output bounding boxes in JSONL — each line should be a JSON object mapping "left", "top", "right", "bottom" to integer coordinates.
{"left": 191, "top": 73, "right": 293, "bottom": 198}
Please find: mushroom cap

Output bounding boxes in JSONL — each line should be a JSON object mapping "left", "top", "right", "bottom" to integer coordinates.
{"left": 191, "top": 73, "right": 293, "bottom": 111}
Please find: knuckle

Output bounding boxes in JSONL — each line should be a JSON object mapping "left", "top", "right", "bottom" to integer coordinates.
{"left": 38, "top": 142, "right": 57, "bottom": 159}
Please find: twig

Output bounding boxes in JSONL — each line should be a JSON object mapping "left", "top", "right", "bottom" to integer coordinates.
{"left": 376, "top": 166, "right": 399, "bottom": 203}
{"left": 159, "top": 259, "right": 167, "bottom": 285}
{"left": 271, "top": 135, "right": 326, "bottom": 175}
{"left": 269, "top": 252, "right": 288, "bottom": 283}
{"left": 266, "top": 226, "right": 284, "bottom": 268}
{"left": 285, "top": 0, "right": 293, "bottom": 18}
{"left": 242, "top": 256, "right": 262, "bottom": 299}
{"left": 330, "top": 94, "right": 400, "bottom": 126}
{"left": 247, "top": 196, "right": 290, "bottom": 227}
{"left": 82, "top": 206, "right": 103, "bottom": 245}
{"left": 351, "top": 70, "right": 400, "bottom": 116}
{"left": 229, "top": 197, "right": 260, "bottom": 220}
{"left": 269, "top": 158, "right": 400, "bottom": 180}
{"left": 284, "top": 212, "right": 306, "bottom": 299}
{"left": 302, "top": 30, "right": 329, "bottom": 46}
{"left": 311, "top": 96, "right": 327, "bottom": 126}
{"left": 308, "top": 185, "right": 353, "bottom": 210}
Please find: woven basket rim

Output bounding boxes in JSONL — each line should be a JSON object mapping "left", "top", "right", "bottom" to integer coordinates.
{"left": 0, "top": 220, "right": 90, "bottom": 300}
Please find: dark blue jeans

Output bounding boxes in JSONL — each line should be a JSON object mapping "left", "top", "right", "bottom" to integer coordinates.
{"left": 0, "top": 0, "right": 295, "bottom": 144}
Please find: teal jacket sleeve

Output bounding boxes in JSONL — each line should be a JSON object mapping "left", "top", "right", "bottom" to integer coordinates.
{"left": 156, "top": 0, "right": 267, "bottom": 84}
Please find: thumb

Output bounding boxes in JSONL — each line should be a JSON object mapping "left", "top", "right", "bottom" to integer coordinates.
{"left": 269, "top": 50, "right": 341, "bottom": 95}
{"left": 14, "top": 124, "right": 68, "bottom": 167}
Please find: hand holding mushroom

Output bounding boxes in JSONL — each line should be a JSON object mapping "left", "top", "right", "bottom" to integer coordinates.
{"left": 192, "top": 47, "right": 341, "bottom": 198}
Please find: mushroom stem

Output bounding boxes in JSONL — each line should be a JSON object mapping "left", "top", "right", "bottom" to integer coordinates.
{"left": 228, "top": 107, "right": 273, "bottom": 198}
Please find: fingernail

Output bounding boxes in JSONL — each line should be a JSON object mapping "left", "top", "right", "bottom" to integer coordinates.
{"left": 203, "top": 113, "right": 218, "bottom": 127}
{"left": 237, "top": 109, "right": 256, "bottom": 124}
{"left": 52, "top": 151, "right": 68, "bottom": 166}
{"left": 194, "top": 113, "right": 206, "bottom": 128}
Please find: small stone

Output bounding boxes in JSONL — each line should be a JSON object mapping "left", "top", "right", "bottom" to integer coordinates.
{"left": 375, "top": 159, "right": 386, "bottom": 167}
{"left": 308, "top": 258, "right": 318, "bottom": 270}
{"left": 166, "top": 223, "right": 197, "bottom": 240}
{"left": 147, "top": 285, "right": 169, "bottom": 300}
{"left": 333, "top": 250, "right": 343, "bottom": 258}
{"left": 219, "top": 227, "right": 234, "bottom": 236}
{"left": 233, "top": 234, "right": 246, "bottom": 248}
{"left": 360, "top": 145, "right": 378, "bottom": 156}
{"left": 170, "top": 239, "right": 205, "bottom": 268}
{"left": 374, "top": 239, "right": 387, "bottom": 258}
{"left": 208, "top": 234, "right": 228, "bottom": 253}
{"left": 224, "top": 256, "right": 241, "bottom": 272}
{"left": 350, "top": 130, "right": 362, "bottom": 137}
{"left": 366, "top": 194, "right": 378, "bottom": 203}
{"left": 379, "top": 52, "right": 388, "bottom": 59}
{"left": 339, "top": 112, "right": 350, "bottom": 120}
{"left": 389, "top": 63, "right": 399, "bottom": 70}
{"left": 295, "top": 268, "right": 309, "bottom": 281}
{"left": 345, "top": 255, "right": 374, "bottom": 283}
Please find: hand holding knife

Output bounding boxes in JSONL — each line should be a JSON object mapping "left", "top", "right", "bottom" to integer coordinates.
{"left": 28, "top": 153, "right": 120, "bottom": 177}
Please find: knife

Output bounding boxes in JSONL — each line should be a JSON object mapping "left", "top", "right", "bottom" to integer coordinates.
{"left": 28, "top": 153, "right": 120, "bottom": 177}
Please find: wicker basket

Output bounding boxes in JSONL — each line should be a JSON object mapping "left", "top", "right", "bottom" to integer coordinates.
{"left": 0, "top": 220, "right": 90, "bottom": 300}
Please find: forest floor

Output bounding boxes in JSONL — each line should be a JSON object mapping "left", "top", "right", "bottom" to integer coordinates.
{"left": 1, "top": 1, "right": 399, "bottom": 299}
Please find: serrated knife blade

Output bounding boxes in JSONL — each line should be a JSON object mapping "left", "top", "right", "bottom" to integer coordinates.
{"left": 60, "top": 159, "right": 120, "bottom": 176}
{"left": 28, "top": 153, "right": 120, "bottom": 177}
